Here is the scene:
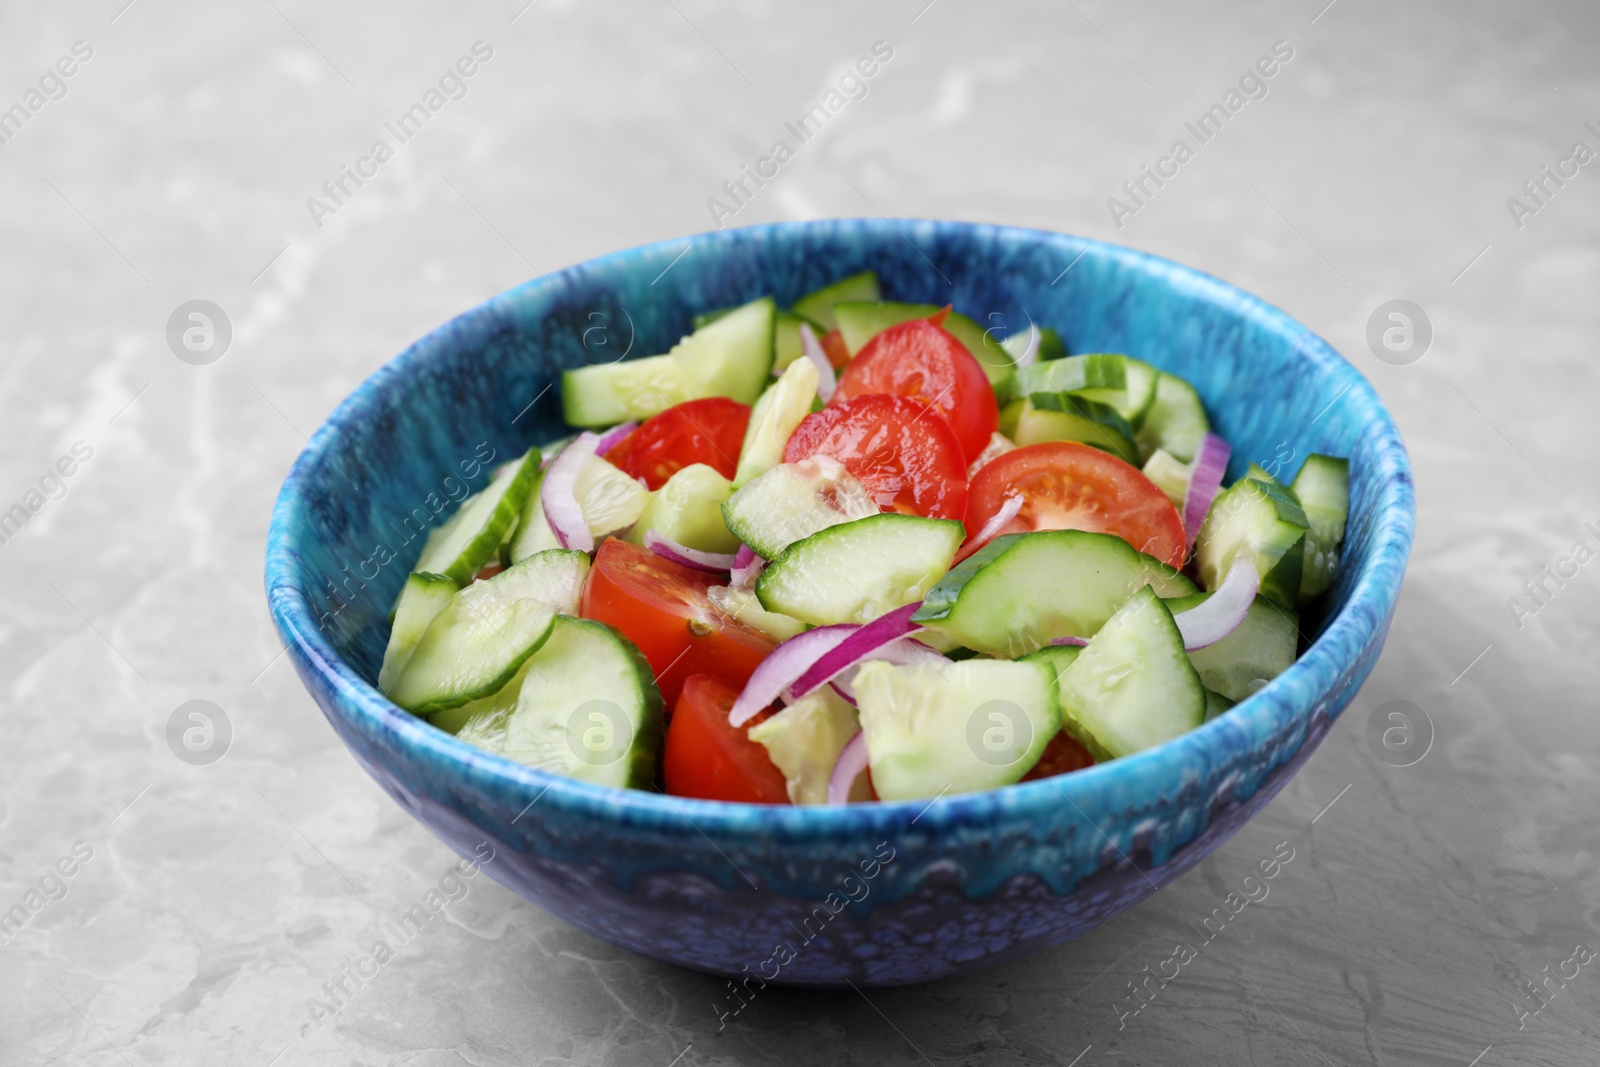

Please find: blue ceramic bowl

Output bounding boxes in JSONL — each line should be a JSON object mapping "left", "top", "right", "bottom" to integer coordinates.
{"left": 265, "top": 219, "right": 1413, "bottom": 987}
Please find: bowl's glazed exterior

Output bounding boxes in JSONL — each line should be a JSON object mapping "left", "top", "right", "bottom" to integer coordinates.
{"left": 264, "top": 219, "right": 1413, "bottom": 986}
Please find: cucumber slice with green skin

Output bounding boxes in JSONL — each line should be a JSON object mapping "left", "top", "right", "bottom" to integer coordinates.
{"left": 747, "top": 685, "right": 863, "bottom": 804}
{"left": 1014, "top": 353, "right": 1127, "bottom": 397}
{"left": 454, "top": 616, "right": 664, "bottom": 790}
{"left": 562, "top": 297, "right": 776, "bottom": 426}
{"left": 1194, "top": 477, "right": 1308, "bottom": 609}
{"left": 429, "top": 653, "right": 529, "bottom": 735}
{"left": 854, "top": 658, "right": 1059, "bottom": 800}
{"left": 701, "top": 307, "right": 811, "bottom": 373}
{"left": 625, "top": 463, "right": 740, "bottom": 554}
{"left": 378, "top": 573, "right": 458, "bottom": 692}
{"left": 1134, "top": 372, "right": 1209, "bottom": 463}
{"left": 1058, "top": 586, "right": 1205, "bottom": 760}
{"left": 721, "top": 455, "right": 878, "bottom": 558}
{"left": 508, "top": 454, "right": 649, "bottom": 563}
{"left": 792, "top": 271, "right": 882, "bottom": 332}
{"left": 1204, "top": 688, "right": 1236, "bottom": 721}
{"left": 912, "top": 530, "right": 1196, "bottom": 658}
{"left": 733, "top": 357, "right": 819, "bottom": 488}
{"left": 832, "top": 301, "right": 1013, "bottom": 383}
{"left": 1290, "top": 454, "right": 1349, "bottom": 601}
{"left": 1016, "top": 394, "right": 1139, "bottom": 463}
{"left": 386, "top": 549, "right": 590, "bottom": 714}
{"left": 1035, "top": 327, "right": 1069, "bottom": 362}
{"left": 414, "top": 450, "right": 539, "bottom": 585}
{"left": 755, "top": 513, "right": 965, "bottom": 626}
{"left": 1077, "top": 357, "right": 1159, "bottom": 429}
{"left": 1165, "top": 591, "right": 1300, "bottom": 703}
{"left": 1142, "top": 448, "right": 1190, "bottom": 509}
{"left": 706, "top": 584, "right": 809, "bottom": 641}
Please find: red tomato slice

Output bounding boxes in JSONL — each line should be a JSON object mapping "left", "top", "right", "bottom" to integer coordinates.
{"left": 664, "top": 674, "right": 790, "bottom": 804}
{"left": 1020, "top": 731, "right": 1095, "bottom": 781}
{"left": 964, "top": 442, "right": 1187, "bottom": 568}
{"left": 820, "top": 328, "right": 852, "bottom": 370}
{"left": 604, "top": 397, "right": 750, "bottom": 490}
{"left": 782, "top": 393, "right": 968, "bottom": 521}
{"left": 834, "top": 317, "right": 998, "bottom": 464}
{"left": 581, "top": 539, "right": 775, "bottom": 708}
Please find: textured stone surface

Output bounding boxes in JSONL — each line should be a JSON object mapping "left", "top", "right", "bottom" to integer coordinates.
{"left": 1, "top": 1, "right": 1596, "bottom": 1065}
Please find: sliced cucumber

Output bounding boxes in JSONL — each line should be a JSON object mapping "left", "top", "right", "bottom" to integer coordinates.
{"left": 733, "top": 357, "right": 819, "bottom": 488}
{"left": 792, "top": 271, "right": 881, "bottom": 332}
{"left": 386, "top": 549, "right": 590, "bottom": 713}
{"left": 455, "top": 616, "right": 664, "bottom": 790}
{"left": 1014, "top": 353, "right": 1127, "bottom": 397}
{"left": 755, "top": 513, "right": 965, "bottom": 626}
{"left": 1018, "top": 644, "right": 1083, "bottom": 696}
{"left": 706, "top": 584, "right": 809, "bottom": 642}
{"left": 1142, "top": 448, "right": 1191, "bottom": 509}
{"left": 1057, "top": 586, "right": 1204, "bottom": 759}
{"left": 508, "top": 454, "right": 648, "bottom": 563}
{"left": 1194, "top": 477, "right": 1308, "bottom": 608}
{"left": 414, "top": 450, "right": 538, "bottom": 585}
{"left": 747, "top": 685, "right": 862, "bottom": 804}
{"left": 562, "top": 297, "right": 775, "bottom": 426}
{"left": 832, "top": 301, "right": 1010, "bottom": 382}
{"left": 1203, "top": 688, "right": 1235, "bottom": 721}
{"left": 912, "top": 530, "right": 1196, "bottom": 658}
{"left": 721, "top": 455, "right": 878, "bottom": 558}
{"left": 770, "top": 310, "right": 812, "bottom": 373}
{"left": 1077, "top": 357, "right": 1159, "bottom": 429}
{"left": 1290, "top": 454, "right": 1349, "bottom": 601}
{"left": 1035, "top": 327, "right": 1069, "bottom": 362}
{"left": 1015, "top": 394, "right": 1139, "bottom": 463}
{"left": 854, "top": 658, "right": 1059, "bottom": 800}
{"left": 1165, "top": 590, "right": 1300, "bottom": 703}
{"left": 430, "top": 653, "right": 530, "bottom": 736}
{"left": 378, "top": 572, "right": 458, "bottom": 692}
{"left": 625, "top": 463, "right": 740, "bottom": 554}
{"left": 1134, "top": 372, "right": 1209, "bottom": 463}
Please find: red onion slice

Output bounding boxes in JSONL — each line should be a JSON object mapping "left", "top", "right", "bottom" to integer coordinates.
{"left": 728, "top": 624, "right": 859, "bottom": 727}
{"left": 969, "top": 493, "right": 1024, "bottom": 550}
{"left": 1007, "top": 324, "right": 1042, "bottom": 370}
{"left": 643, "top": 531, "right": 737, "bottom": 573}
{"left": 730, "top": 544, "right": 764, "bottom": 587}
{"left": 1182, "top": 433, "right": 1230, "bottom": 547}
{"left": 542, "top": 432, "right": 600, "bottom": 551}
{"left": 827, "top": 730, "right": 869, "bottom": 805}
{"left": 798, "top": 322, "right": 837, "bottom": 402}
{"left": 592, "top": 420, "right": 639, "bottom": 456}
{"left": 788, "top": 602, "right": 924, "bottom": 700}
{"left": 1051, "top": 636, "right": 1088, "bottom": 647}
{"left": 1174, "top": 556, "right": 1260, "bottom": 650}
{"left": 827, "top": 637, "right": 946, "bottom": 702}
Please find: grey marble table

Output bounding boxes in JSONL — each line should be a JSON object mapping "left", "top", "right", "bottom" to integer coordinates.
{"left": 2, "top": 1, "right": 1597, "bottom": 1064}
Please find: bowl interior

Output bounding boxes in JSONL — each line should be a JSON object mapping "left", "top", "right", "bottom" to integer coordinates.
{"left": 267, "top": 218, "right": 1412, "bottom": 837}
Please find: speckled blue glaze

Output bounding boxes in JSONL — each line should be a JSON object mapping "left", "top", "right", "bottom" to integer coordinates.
{"left": 264, "top": 219, "right": 1413, "bottom": 987}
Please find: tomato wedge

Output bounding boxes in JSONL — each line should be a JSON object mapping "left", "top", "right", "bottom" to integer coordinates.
{"left": 581, "top": 539, "right": 775, "bottom": 708}
{"left": 820, "top": 328, "right": 852, "bottom": 370}
{"left": 834, "top": 317, "right": 998, "bottom": 464}
{"left": 1020, "top": 731, "right": 1095, "bottom": 781}
{"left": 964, "top": 441, "right": 1186, "bottom": 568}
{"left": 783, "top": 393, "right": 968, "bottom": 521}
{"left": 664, "top": 674, "right": 790, "bottom": 804}
{"left": 604, "top": 397, "right": 750, "bottom": 490}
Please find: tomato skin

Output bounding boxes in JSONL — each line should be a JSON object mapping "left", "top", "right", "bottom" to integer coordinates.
{"left": 665, "top": 674, "right": 790, "bottom": 804}
{"left": 963, "top": 441, "right": 1187, "bottom": 569}
{"left": 782, "top": 393, "right": 969, "bottom": 521}
{"left": 1020, "top": 731, "right": 1095, "bottom": 781}
{"left": 581, "top": 539, "right": 775, "bottom": 708}
{"left": 835, "top": 318, "right": 998, "bottom": 464}
{"left": 604, "top": 397, "right": 750, "bottom": 490}
{"left": 820, "top": 328, "right": 852, "bottom": 370}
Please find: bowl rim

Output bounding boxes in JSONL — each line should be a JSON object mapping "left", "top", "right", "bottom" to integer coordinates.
{"left": 264, "top": 217, "right": 1414, "bottom": 842}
